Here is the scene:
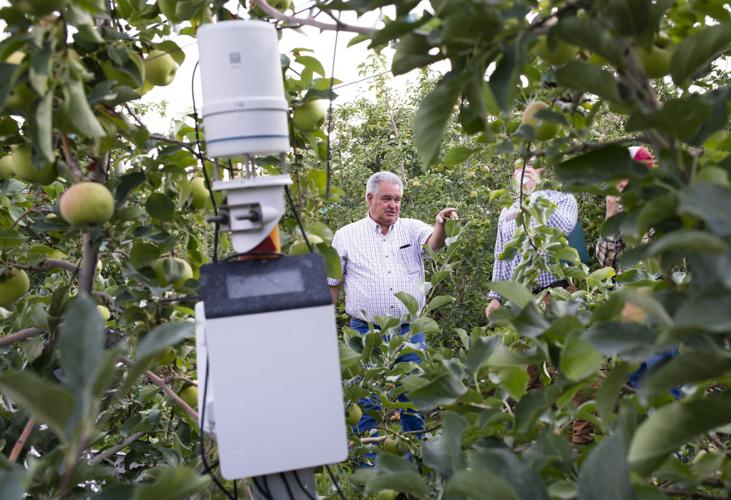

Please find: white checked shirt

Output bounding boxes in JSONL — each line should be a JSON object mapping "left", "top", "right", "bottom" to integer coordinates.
{"left": 327, "top": 216, "right": 433, "bottom": 322}
{"left": 488, "top": 190, "right": 577, "bottom": 300}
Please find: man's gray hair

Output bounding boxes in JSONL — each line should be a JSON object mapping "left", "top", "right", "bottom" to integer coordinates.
{"left": 365, "top": 171, "right": 403, "bottom": 201}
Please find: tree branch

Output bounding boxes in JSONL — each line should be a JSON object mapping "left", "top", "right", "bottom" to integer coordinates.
{"left": 39, "top": 258, "right": 79, "bottom": 273}
{"left": 119, "top": 356, "right": 198, "bottom": 422}
{"left": 659, "top": 487, "right": 727, "bottom": 499}
{"left": 78, "top": 232, "right": 100, "bottom": 294}
{"left": 251, "top": 0, "right": 376, "bottom": 35}
{"left": 89, "top": 431, "right": 145, "bottom": 465}
{"left": 0, "top": 327, "right": 44, "bottom": 348}
{"left": 8, "top": 418, "right": 34, "bottom": 463}
{"left": 59, "top": 133, "right": 86, "bottom": 183}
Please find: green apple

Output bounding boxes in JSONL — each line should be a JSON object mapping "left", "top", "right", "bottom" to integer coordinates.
{"left": 153, "top": 346, "right": 177, "bottom": 367}
{"left": 345, "top": 404, "right": 362, "bottom": 426}
{"left": 376, "top": 490, "right": 399, "bottom": 500}
{"left": 10, "top": 0, "right": 68, "bottom": 16}
{"left": 10, "top": 145, "right": 57, "bottom": 185}
{"left": 59, "top": 182, "right": 115, "bottom": 226}
{"left": 411, "top": 179, "right": 421, "bottom": 187}
{"left": 293, "top": 100, "right": 327, "bottom": 131}
{"left": 382, "top": 436, "right": 407, "bottom": 455}
{"left": 0, "top": 269, "right": 30, "bottom": 307}
{"left": 97, "top": 304, "right": 111, "bottom": 321}
{"left": 5, "top": 85, "right": 34, "bottom": 112}
{"left": 144, "top": 50, "right": 178, "bottom": 87}
{"left": 190, "top": 177, "right": 210, "bottom": 209}
{"left": 178, "top": 385, "right": 198, "bottom": 408}
{"left": 533, "top": 35, "right": 578, "bottom": 65}
{"left": 521, "top": 101, "right": 560, "bottom": 141}
{"left": 0, "top": 155, "right": 13, "bottom": 179}
{"left": 636, "top": 45, "right": 672, "bottom": 79}
{"left": 153, "top": 256, "right": 194, "bottom": 289}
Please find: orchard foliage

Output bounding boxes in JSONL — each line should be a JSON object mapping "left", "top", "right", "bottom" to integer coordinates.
{"left": 0, "top": 0, "right": 729, "bottom": 499}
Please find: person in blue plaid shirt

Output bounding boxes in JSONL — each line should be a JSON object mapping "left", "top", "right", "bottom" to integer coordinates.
{"left": 485, "top": 162, "right": 578, "bottom": 318}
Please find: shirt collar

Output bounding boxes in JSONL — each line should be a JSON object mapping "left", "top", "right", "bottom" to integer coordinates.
{"left": 366, "top": 213, "right": 399, "bottom": 234}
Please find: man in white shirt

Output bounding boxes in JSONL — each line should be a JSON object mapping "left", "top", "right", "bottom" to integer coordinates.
{"left": 328, "top": 171, "right": 457, "bottom": 436}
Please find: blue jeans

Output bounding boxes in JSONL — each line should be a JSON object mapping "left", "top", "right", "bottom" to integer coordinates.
{"left": 627, "top": 346, "right": 682, "bottom": 399}
{"left": 349, "top": 318, "right": 426, "bottom": 435}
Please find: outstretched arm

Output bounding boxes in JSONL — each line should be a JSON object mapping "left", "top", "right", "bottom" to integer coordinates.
{"left": 426, "top": 207, "right": 459, "bottom": 250}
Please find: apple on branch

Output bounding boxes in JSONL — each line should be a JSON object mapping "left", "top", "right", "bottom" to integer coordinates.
{"left": 144, "top": 50, "right": 178, "bottom": 87}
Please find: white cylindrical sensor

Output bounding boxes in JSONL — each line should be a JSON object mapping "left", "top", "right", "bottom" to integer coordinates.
{"left": 198, "top": 21, "right": 289, "bottom": 157}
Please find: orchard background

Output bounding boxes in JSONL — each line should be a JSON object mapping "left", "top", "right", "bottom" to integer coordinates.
{"left": 0, "top": 0, "right": 730, "bottom": 499}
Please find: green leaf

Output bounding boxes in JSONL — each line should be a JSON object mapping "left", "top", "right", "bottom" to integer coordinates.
{"left": 410, "top": 316, "right": 440, "bottom": 335}
{"left": 135, "top": 466, "right": 210, "bottom": 500}
{"left": 59, "top": 294, "right": 105, "bottom": 395}
{"left": 646, "top": 230, "right": 727, "bottom": 256}
{"left": 489, "top": 36, "right": 528, "bottom": 113}
{"left": 295, "top": 55, "right": 325, "bottom": 77}
{"left": 29, "top": 47, "right": 52, "bottom": 95}
{"left": 579, "top": 432, "right": 636, "bottom": 500}
{"left": 67, "top": 79, "right": 106, "bottom": 137}
{"left": 464, "top": 335, "right": 500, "bottom": 375}
{"left": 560, "top": 331, "right": 603, "bottom": 382}
{"left": 626, "top": 97, "right": 712, "bottom": 141}
{"left": 443, "top": 146, "right": 479, "bottom": 167}
{"left": 29, "top": 91, "right": 53, "bottom": 163}
{"left": 485, "top": 281, "right": 533, "bottom": 308}
{"left": 407, "top": 373, "right": 467, "bottom": 411}
{"left": 513, "top": 302, "right": 550, "bottom": 338}
{"left": 358, "top": 454, "right": 428, "bottom": 499}
{"left": 470, "top": 448, "right": 549, "bottom": 500}
{"left": 555, "top": 61, "right": 622, "bottom": 103}
{"left": 515, "top": 383, "right": 562, "bottom": 435}
{"left": 0, "top": 229, "right": 28, "bottom": 248}
{"left": 620, "top": 288, "right": 672, "bottom": 326}
{"left": 394, "top": 292, "right": 419, "bottom": 317}
{"left": 554, "top": 16, "right": 624, "bottom": 67}
{"left": 596, "top": 363, "right": 630, "bottom": 428}
{"left": 414, "top": 72, "right": 462, "bottom": 167}
{"left": 0, "top": 370, "right": 74, "bottom": 444}
{"left": 145, "top": 193, "right": 176, "bottom": 221}
{"left": 670, "top": 23, "right": 731, "bottom": 87}
{"left": 678, "top": 182, "right": 731, "bottom": 237}
{"left": 446, "top": 466, "right": 520, "bottom": 500}
{"left": 555, "top": 145, "right": 648, "bottom": 188}
{"left": 499, "top": 366, "right": 530, "bottom": 400}
{"left": 136, "top": 322, "right": 194, "bottom": 361}
{"left": 114, "top": 171, "right": 146, "bottom": 204}
{"left": 639, "top": 350, "right": 731, "bottom": 397}
{"left": 130, "top": 241, "right": 161, "bottom": 269}
{"left": 392, "top": 33, "right": 442, "bottom": 76}
{"left": 424, "top": 295, "right": 455, "bottom": 313}
{"left": 154, "top": 40, "right": 185, "bottom": 65}
{"left": 317, "top": 243, "right": 342, "bottom": 280}
{"left": 0, "top": 465, "right": 30, "bottom": 500}
{"left": 628, "top": 391, "right": 731, "bottom": 475}
{"left": 674, "top": 290, "right": 731, "bottom": 333}
{"left": 422, "top": 411, "right": 468, "bottom": 479}
{"left": 523, "top": 428, "right": 574, "bottom": 474}
{"left": 585, "top": 322, "right": 657, "bottom": 362}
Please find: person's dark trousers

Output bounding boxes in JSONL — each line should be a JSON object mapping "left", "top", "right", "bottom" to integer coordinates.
{"left": 348, "top": 318, "right": 426, "bottom": 435}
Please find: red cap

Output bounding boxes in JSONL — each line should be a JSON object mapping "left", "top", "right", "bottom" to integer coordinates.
{"left": 628, "top": 146, "right": 655, "bottom": 168}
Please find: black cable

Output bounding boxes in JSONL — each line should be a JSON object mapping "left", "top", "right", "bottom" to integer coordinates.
{"left": 325, "top": 465, "right": 347, "bottom": 500}
{"left": 252, "top": 477, "right": 274, "bottom": 500}
{"left": 262, "top": 475, "right": 275, "bottom": 499}
{"left": 199, "top": 360, "right": 236, "bottom": 500}
{"left": 292, "top": 470, "right": 317, "bottom": 500}
{"left": 284, "top": 185, "right": 314, "bottom": 253}
{"left": 191, "top": 59, "right": 221, "bottom": 262}
{"left": 280, "top": 472, "right": 296, "bottom": 500}
{"left": 324, "top": 13, "right": 341, "bottom": 201}
{"left": 233, "top": 480, "right": 238, "bottom": 500}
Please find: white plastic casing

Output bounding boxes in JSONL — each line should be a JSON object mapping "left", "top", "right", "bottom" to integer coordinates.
{"left": 198, "top": 21, "right": 289, "bottom": 157}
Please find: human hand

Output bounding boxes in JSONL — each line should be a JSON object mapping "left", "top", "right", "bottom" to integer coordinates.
{"left": 485, "top": 298, "right": 502, "bottom": 318}
{"left": 436, "top": 207, "right": 458, "bottom": 225}
{"left": 605, "top": 195, "right": 622, "bottom": 219}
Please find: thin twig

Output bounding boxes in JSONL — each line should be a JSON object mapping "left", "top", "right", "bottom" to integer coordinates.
{"left": 119, "top": 356, "right": 198, "bottom": 422}
{"left": 59, "top": 133, "right": 85, "bottom": 183}
{"left": 659, "top": 487, "right": 727, "bottom": 499}
{"left": 0, "top": 327, "right": 44, "bottom": 348}
{"left": 250, "top": 0, "right": 375, "bottom": 35}
{"left": 89, "top": 431, "right": 145, "bottom": 465}
{"left": 8, "top": 418, "right": 34, "bottom": 463}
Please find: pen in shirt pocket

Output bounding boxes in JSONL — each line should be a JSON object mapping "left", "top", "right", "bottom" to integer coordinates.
{"left": 399, "top": 243, "right": 411, "bottom": 249}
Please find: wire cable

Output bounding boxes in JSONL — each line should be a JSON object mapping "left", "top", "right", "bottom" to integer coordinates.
{"left": 199, "top": 360, "right": 236, "bottom": 500}
{"left": 251, "top": 477, "right": 274, "bottom": 500}
{"left": 191, "top": 59, "right": 221, "bottom": 262}
{"left": 324, "top": 13, "right": 341, "bottom": 201}
{"left": 284, "top": 185, "right": 314, "bottom": 253}
{"left": 293, "top": 470, "right": 317, "bottom": 500}
{"left": 280, "top": 472, "right": 296, "bottom": 500}
{"left": 325, "top": 465, "right": 347, "bottom": 500}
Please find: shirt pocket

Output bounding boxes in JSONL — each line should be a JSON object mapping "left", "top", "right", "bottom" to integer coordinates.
{"left": 399, "top": 246, "right": 423, "bottom": 275}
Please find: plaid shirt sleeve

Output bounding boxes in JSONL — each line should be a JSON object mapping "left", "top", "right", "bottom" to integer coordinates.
{"left": 487, "top": 209, "right": 509, "bottom": 301}
{"left": 595, "top": 232, "right": 624, "bottom": 269}
{"left": 545, "top": 191, "right": 578, "bottom": 234}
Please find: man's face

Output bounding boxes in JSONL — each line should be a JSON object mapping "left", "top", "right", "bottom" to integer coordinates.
{"left": 367, "top": 182, "right": 402, "bottom": 227}
{"left": 512, "top": 165, "right": 540, "bottom": 195}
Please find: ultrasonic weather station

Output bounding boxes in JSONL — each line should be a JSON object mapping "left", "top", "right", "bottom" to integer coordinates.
{"left": 193, "top": 20, "right": 348, "bottom": 483}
